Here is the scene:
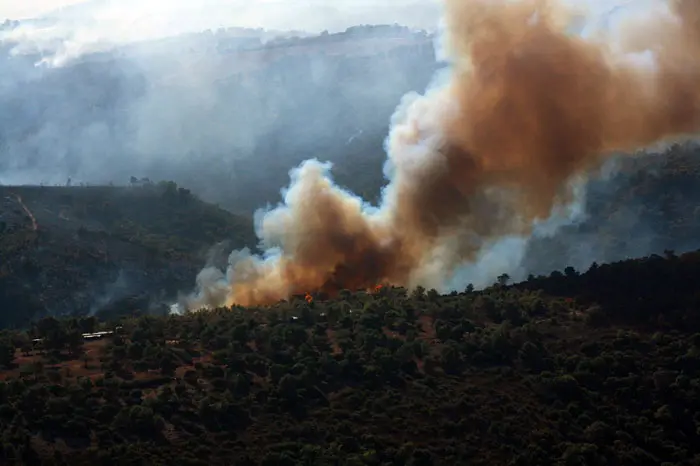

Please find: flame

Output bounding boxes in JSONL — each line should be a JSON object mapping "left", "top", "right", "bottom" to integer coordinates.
{"left": 305, "top": 292, "right": 314, "bottom": 304}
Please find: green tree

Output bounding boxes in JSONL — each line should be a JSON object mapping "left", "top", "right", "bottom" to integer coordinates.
{"left": 159, "top": 354, "right": 177, "bottom": 376}
{"left": 497, "top": 273, "right": 511, "bottom": 287}
{"left": 0, "top": 340, "right": 15, "bottom": 368}
{"left": 66, "top": 330, "right": 84, "bottom": 356}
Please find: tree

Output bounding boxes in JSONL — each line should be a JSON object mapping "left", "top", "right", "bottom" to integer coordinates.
{"left": 114, "top": 405, "right": 163, "bottom": 438}
{"left": 326, "top": 304, "right": 343, "bottom": 327}
{"left": 427, "top": 288, "right": 440, "bottom": 302}
{"left": 12, "top": 333, "right": 31, "bottom": 357}
{"left": 66, "top": 330, "right": 84, "bottom": 356}
{"left": 411, "top": 286, "right": 426, "bottom": 300}
{"left": 0, "top": 340, "right": 14, "bottom": 368}
{"left": 300, "top": 305, "right": 315, "bottom": 325}
{"left": 159, "top": 355, "right": 177, "bottom": 376}
{"left": 78, "top": 316, "right": 97, "bottom": 334}
{"left": 497, "top": 273, "right": 511, "bottom": 287}
{"left": 35, "top": 317, "right": 67, "bottom": 352}
{"left": 440, "top": 342, "right": 462, "bottom": 375}
{"left": 128, "top": 341, "right": 144, "bottom": 360}
{"left": 232, "top": 324, "right": 249, "bottom": 345}
{"left": 159, "top": 181, "right": 179, "bottom": 198}
{"left": 32, "top": 360, "right": 44, "bottom": 381}
{"left": 278, "top": 374, "right": 299, "bottom": 401}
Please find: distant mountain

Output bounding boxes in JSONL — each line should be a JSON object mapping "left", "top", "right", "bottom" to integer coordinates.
{"left": 0, "top": 24, "right": 438, "bottom": 214}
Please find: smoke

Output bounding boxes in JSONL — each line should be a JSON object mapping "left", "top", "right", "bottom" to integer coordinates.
{"left": 0, "top": 2, "right": 441, "bottom": 212}
{"left": 88, "top": 268, "right": 132, "bottom": 315}
{"left": 178, "top": 0, "right": 700, "bottom": 311}
{"left": 1, "top": 0, "right": 441, "bottom": 66}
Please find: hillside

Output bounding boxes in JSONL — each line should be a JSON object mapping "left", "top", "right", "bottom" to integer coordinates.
{"left": 0, "top": 24, "right": 438, "bottom": 213}
{"left": 3, "top": 142, "right": 700, "bottom": 331}
{"left": 0, "top": 182, "right": 256, "bottom": 328}
{"left": 521, "top": 143, "right": 700, "bottom": 275}
{"left": 0, "top": 250, "right": 699, "bottom": 464}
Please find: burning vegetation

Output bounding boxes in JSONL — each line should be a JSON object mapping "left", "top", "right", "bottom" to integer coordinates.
{"left": 180, "top": 0, "right": 700, "bottom": 312}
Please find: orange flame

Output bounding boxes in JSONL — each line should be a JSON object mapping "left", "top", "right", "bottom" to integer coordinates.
{"left": 305, "top": 292, "right": 314, "bottom": 304}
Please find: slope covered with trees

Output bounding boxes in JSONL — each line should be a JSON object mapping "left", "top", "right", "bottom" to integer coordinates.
{"left": 0, "top": 250, "right": 699, "bottom": 464}
{"left": 0, "top": 182, "right": 256, "bottom": 328}
{"left": 521, "top": 143, "right": 700, "bottom": 275}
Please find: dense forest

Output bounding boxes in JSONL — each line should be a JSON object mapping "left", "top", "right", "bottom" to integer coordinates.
{"left": 0, "top": 249, "right": 699, "bottom": 464}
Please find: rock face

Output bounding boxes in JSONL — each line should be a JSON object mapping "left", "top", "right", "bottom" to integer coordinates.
{"left": 0, "top": 184, "right": 256, "bottom": 328}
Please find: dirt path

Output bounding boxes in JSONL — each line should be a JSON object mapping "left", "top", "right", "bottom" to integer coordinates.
{"left": 11, "top": 193, "right": 38, "bottom": 231}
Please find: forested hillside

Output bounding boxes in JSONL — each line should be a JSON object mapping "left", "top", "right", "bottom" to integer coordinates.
{"left": 0, "top": 249, "right": 700, "bottom": 464}
{"left": 521, "top": 142, "right": 700, "bottom": 275}
{"left": 0, "top": 183, "right": 255, "bottom": 328}
{"left": 2, "top": 142, "right": 700, "bottom": 331}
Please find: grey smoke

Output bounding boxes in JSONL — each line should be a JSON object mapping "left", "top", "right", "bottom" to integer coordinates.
{"left": 88, "top": 268, "right": 132, "bottom": 315}
{"left": 0, "top": 11, "right": 440, "bottom": 213}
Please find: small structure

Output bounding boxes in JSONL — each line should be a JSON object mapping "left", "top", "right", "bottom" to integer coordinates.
{"left": 31, "top": 326, "right": 122, "bottom": 346}
{"left": 82, "top": 331, "right": 114, "bottom": 341}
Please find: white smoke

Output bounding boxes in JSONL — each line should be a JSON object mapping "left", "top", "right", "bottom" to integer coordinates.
{"left": 1, "top": 0, "right": 649, "bottom": 68}
{"left": 1, "top": 0, "right": 442, "bottom": 67}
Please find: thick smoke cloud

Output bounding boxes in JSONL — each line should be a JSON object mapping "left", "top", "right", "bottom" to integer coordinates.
{"left": 180, "top": 0, "right": 700, "bottom": 310}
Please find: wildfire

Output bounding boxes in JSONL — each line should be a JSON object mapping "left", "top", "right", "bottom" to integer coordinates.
{"left": 305, "top": 292, "right": 314, "bottom": 304}
{"left": 178, "top": 0, "right": 700, "bottom": 313}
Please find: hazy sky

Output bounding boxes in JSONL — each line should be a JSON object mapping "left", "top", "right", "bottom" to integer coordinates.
{"left": 1, "top": 0, "right": 646, "bottom": 26}
{"left": 0, "top": 0, "right": 443, "bottom": 27}
{"left": 0, "top": 0, "right": 86, "bottom": 20}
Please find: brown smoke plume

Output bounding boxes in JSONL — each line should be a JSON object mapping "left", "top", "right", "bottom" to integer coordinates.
{"left": 179, "top": 0, "right": 700, "bottom": 311}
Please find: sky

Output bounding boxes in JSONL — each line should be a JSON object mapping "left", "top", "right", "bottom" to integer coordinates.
{"left": 1, "top": 0, "right": 646, "bottom": 29}
{"left": 1, "top": 0, "right": 86, "bottom": 20}
{"left": 0, "top": 0, "right": 444, "bottom": 29}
